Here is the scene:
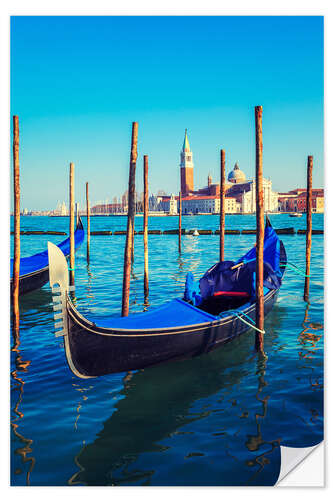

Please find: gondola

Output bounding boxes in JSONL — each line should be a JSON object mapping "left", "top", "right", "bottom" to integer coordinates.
{"left": 48, "top": 218, "right": 286, "bottom": 379}
{"left": 11, "top": 217, "right": 84, "bottom": 296}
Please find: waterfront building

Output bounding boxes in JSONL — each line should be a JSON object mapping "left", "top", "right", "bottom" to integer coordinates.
{"left": 53, "top": 201, "right": 68, "bottom": 216}
{"left": 278, "top": 188, "right": 324, "bottom": 213}
{"left": 157, "top": 194, "right": 177, "bottom": 214}
{"left": 149, "top": 194, "right": 162, "bottom": 211}
{"left": 180, "top": 194, "right": 240, "bottom": 214}
{"left": 60, "top": 201, "right": 67, "bottom": 216}
{"left": 169, "top": 194, "right": 178, "bottom": 215}
{"left": 223, "top": 164, "right": 278, "bottom": 213}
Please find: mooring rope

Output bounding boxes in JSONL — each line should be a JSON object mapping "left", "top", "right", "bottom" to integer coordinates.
{"left": 281, "top": 261, "right": 310, "bottom": 278}
{"left": 220, "top": 309, "right": 266, "bottom": 335}
{"left": 233, "top": 311, "right": 266, "bottom": 334}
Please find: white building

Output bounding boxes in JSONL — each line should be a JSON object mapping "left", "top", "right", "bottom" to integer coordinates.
{"left": 240, "top": 179, "right": 279, "bottom": 213}
{"left": 227, "top": 164, "right": 278, "bottom": 213}
{"left": 156, "top": 194, "right": 178, "bottom": 214}
{"left": 60, "top": 201, "right": 68, "bottom": 215}
{"left": 54, "top": 201, "right": 68, "bottom": 216}
{"left": 169, "top": 194, "right": 178, "bottom": 215}
{"left": 181, "top": 195, "right": 239, "bottom": 214}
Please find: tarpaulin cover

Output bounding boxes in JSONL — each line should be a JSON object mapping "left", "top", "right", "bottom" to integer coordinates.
{"left": 10, "top": 225, "right": 84, "bottom": 278}
{"left": 199, "top": 260, "right": 281, "bottom": 301}
{"left": 185, "top": 222, "right": 282, "bottom": 303}
{"left": 235, "top": 224, "right": 281, "bottom": 275}
{"left": 94, "top": 298, "right": 217, "bottom": 329}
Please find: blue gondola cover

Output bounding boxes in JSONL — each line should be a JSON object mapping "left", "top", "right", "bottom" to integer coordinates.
{"left": 10, "top": 225, "right": 84, "bottom": 278}
{"left": 185, "top": 222, "right": 282, "bottom": 302}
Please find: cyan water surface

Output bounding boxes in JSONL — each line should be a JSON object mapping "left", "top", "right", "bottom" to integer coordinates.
{"left": 10, "top": 214, "right": 324, "bottom": 486}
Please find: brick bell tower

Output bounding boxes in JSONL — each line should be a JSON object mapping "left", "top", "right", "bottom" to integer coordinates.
{"left": 180, "top": 129, "right": 194, "bottom": 195}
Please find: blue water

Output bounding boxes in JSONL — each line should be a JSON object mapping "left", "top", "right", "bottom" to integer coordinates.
{"left": 10, "top": 214, "right": 324, "bottom": 486}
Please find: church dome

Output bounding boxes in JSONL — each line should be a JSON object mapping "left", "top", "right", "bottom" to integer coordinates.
{"left": 228, "top": 163, "right": 246, "bottom": 184}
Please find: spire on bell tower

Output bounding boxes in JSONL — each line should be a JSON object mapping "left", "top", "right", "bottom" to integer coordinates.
{"left": 183, "top": 128, "right": 190, "bottom": 153}
{"left": 180, "top": 129, "right": 194, "bottom": 195}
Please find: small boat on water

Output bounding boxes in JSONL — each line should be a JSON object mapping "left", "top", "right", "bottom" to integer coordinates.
{"left": 11, "top": 218, "right": 84, "bottom": 296}
{"left": 48, "top": 218, "right": 286, "bottom": 379}
{"left": 289, "top": 212, "right": 303, "bottom": 217}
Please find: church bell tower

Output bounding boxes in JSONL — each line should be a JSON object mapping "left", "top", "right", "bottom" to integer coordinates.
{"left": 180, "top": 129, "right": 194, "bottom": 195}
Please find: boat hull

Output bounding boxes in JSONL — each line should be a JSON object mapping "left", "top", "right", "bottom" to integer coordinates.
{"left": 13, "top": 267, "right": 50, "bottom": 296}
{"left": 65, "top": 287, "right": 279, "bottom": 377}
{"left": 10, "top": 218, "right": 84, "bottom": 296}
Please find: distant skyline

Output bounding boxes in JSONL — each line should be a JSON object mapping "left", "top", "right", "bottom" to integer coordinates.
{"left": 10, "top": 16, "right": 324, "bottom": 211}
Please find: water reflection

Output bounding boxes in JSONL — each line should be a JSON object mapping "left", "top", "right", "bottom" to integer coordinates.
{"left": 85, "top": 264, "right": 95, "bottom": 302}
{"left": 298, "top": 303, "right": 323, "bottom": 362}
{"left": 143, "top": 294, "right": 150, "bottom": 312}
{"left": 10, "top": 326, "right": 35, "bottom": 485}
{"left": 68, "top": 331, "right": 280, "bottom": 486}
{"left": 71, "top": 382, "right": 95, "bottom": 432}
{"left": 245, "top": 357, "right": 280, "bottom": 485}
{"left": 297, "top": 303, "right": 324, "bottom": 400}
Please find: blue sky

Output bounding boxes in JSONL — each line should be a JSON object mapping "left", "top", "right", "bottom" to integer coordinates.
{"left": 10, "top": 16, "right": 323, "bottom": 210}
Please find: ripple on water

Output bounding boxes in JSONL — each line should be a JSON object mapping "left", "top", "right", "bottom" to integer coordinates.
{"left": 11, "top": 214, "right": 323, "bottom": 486}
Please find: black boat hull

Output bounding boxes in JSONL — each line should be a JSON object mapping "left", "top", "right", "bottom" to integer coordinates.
{"left": 14, "top": 266, "right": 50, "bottom": 296}
{"left": 65, "top": 287, "right": 279, "bottom": 377}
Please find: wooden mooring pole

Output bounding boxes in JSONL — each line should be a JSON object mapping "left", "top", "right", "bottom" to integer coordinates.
{"left": 131, "top": 199, "right": 135, "bottom": 266}
{"left": 178, "top": 191, "right": 182, "bottom": 253}
{"left": 86, "top": 182, "right": 90, "bottom": 263}
{"left": 69, "top": 162, "right": 75, "bottom": 286}
{"left": 12, "top": 115, "right": 20, "bottom": 333}
{"left": 255, "top": 105, "right": 265, "bottom": 354}
{"left": 304, "top": 155, "right": 313, "bottom": 301}
{"left": 220, "top": 149, "right": 226, "bottom": 262}
{"left": 122, "top": 122, "right": 138, "bottom": 317}
{"left": 143, "top": 155, "right": 149, "bottom": 301}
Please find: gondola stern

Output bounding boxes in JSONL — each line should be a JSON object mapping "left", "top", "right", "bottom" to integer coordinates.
{"left": 76, "top": 216, "right": 84, "bottom": 231}
{"left": 265, "top": 214, "right": 272, "bottom": 228}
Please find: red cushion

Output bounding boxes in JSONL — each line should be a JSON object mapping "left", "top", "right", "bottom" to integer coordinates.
{"left": 213, "top": 291, "right": 250, "bottom": 297}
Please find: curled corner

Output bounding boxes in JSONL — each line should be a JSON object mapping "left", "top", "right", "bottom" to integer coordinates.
{"left": 276, "top": 441, "right": 324, "bottom": 486}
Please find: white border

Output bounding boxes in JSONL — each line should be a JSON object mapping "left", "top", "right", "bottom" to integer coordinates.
{"left": 1, "top": 2, "right": 331, "bottom": 498}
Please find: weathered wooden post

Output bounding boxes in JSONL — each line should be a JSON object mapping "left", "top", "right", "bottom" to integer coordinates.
{"left": 220, "top": 149, "right": 226, "bottom": 261}
{"left": 12, "top": 115, "right": 20, "bottom": 333}
{"left": 304, "top": 155, "right": 313, "bottom": 301}
{"left": 143, "top": 155, "right": 149, "bottom": 301}
{"left": 131, "top": 198, "right": 135, "bottom": 266}
{"left": 86, "top": 182, "right": 90, "bottom": 263}
{"left": 69, "top": 162, "right": 75, "bottom": 286}
{"left": 178, "top": 191, "right": 182, "bottom": 253}
{"left": 255, "top": 105, "right": 265, "bottom": 354}
{"left": 122, "top": 122, "right": 138, "bottom": 317}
